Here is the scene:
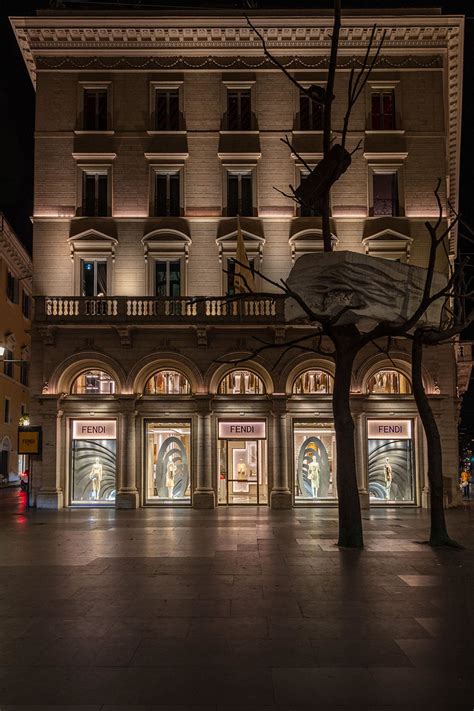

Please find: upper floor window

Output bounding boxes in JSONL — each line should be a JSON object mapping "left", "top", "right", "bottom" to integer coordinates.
{"left": 218, "top": 370, "right": 265, "bottom": 395}
{"left": 21, "top": 291, "right": 31, "bottom": 319}
{"left": 81, "top": 259, "right": 107, "bottom": 297}
{"left": 293, "top": 369, "right": 333, "bottom": 394}
{"left": 225, "top": 257, "right": 255, "bottom": 296}
{"left": 227, "top": 172, "right": 253, "bottom": 216}
{"left": 367, "top": 369, "right": 411, "bottom": 394}
{"left": 82, "top": 171, "right": 108, "bottom": 217}
{"left": 155, "top": 259, "right": 181, "bottom": 297}
{"left": 371, "top": 91, "right": 395, "bottom": 130}
{"left": 71, "top": 370, "right": 116, "bottom": 395}
{"left": 227, "top": 89, "right": 252, "bottom": 131}
{"left": 155, "top": 88, "right": 180, "bottom": 131}
{"left": 372, "top": 172, "right": 399, "bottom": 217}
{"left": 3, "top": 398, "right": 10, "bottom": 424}
{"left": 298, "top": 169, "right": 323, "bottom": 217}
{"left": 6, "top": 271, "right": 18, "bottom": 303}
{"left": 299, "top": 91, "right": 323, "bottom": 131}
{"left": 83, "top": 88, "right": 108, "bottom": 131}
{"left": 145, "top": 370, "right": 191, "bottom": 395}
{"left": 154, "top": 172, "right": 181, "bottom": 217}
{"left": 19, "top": 362, "right": 29, "bottom": 387}
{"left": 3, "top": 351, "right": 13, "bottom": 379}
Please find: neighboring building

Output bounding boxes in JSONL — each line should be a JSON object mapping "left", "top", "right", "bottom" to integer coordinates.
{"left": 0, "top": 214, "right": 32, "bottom": 483}
{"left": 11, "top": 8, "right": 468, "bottom": 510}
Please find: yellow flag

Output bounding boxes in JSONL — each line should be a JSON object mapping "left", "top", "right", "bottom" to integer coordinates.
{"left": 234, "top": 216, "right": 256, "bottom": 293}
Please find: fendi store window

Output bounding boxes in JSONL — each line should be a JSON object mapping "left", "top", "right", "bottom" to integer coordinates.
{"left": 70, "top": 419, "right": 117, "bottom": 505}
{"left": 145, "top": 421, "right": 192, "bottom": 505}
{"left": 293, "top": 421, "right": 337, "bottom": 504}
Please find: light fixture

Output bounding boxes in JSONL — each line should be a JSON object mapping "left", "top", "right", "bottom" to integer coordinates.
{"left": 0, "top": 346, "right": 4, "bottom": 357}
{"left": 239, "top": 411, "right": 245, "bottom": 416}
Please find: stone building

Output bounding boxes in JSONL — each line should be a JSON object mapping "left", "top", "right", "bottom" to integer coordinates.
{"left": 11, "top": 7, "right": 468, "bottom": 509}
{"left": 0, "top": 214, "right": 32, "bottom": 483}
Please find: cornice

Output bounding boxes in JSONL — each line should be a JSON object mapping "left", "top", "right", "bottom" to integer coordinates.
{"left": 0, "top": 215, "right": 32, "bottom": 281}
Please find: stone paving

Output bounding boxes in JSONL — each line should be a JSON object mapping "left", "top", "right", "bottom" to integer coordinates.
{"left": 0, "top": 487, "right": 473, "bottom": 710}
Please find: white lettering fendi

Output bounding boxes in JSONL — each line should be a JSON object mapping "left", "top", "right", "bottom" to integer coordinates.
{"left": 229, "top": 425, "right": 255, "bottom": 434}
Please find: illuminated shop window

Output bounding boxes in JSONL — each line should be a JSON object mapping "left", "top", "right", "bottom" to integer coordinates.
{"left": 293, "top": 369, "right": 333, "bottom": 394}
{"left": 145, "top": 421, "right": 191, "bottom": 504}
{"left": 368, "top": 419, "right": 415, "bottom": 504}
{"left": 145, "top": 370, "right": 191, "bottom": 395}
{"left": 70, "top": 419, "right": 117, "bottom": 505}
{"left": 218, "top": 370, "right": 265, "bottom": 395}
{"left": 71, "top": 370, "right": 117, "bottom": 395}
{"left": 293, "top": 422, "right": 337, "bottom": 503}
{"left": 367, "top": 369, "right": 411, "bottom": 394}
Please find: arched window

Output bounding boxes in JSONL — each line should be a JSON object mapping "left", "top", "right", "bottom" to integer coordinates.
{"left": 145, "top": 369, "right": 191, "bottom": 395}
{"left": 293, "top": 369, "right": 333, "bottom": 394}
{"left": 367, "top": 369, "right": 411, "bottom": 395}
{"left": 218, "top": 370, "right": 265, "bottom": 395}
{"left": 71, "top": 369, "right": 116, "bottom": 395}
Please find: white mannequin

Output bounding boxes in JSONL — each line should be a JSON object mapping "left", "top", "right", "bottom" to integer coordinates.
{"left": 384, "top": 457, "right": 393, "bottom": 500}
{"left": 237, "top": 459, "right": 247, "bottom": 480}
{"left": 307, "top": 455, "right": 320, "bottom": 498}
{"left": 166, "top": 459, "right": 177, "bottom": 499}
{"left": 89, "top": 457, "right": 103, "bottom": 500}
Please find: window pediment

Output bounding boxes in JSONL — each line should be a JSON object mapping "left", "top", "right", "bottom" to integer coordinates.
{"left": 216, "top": 218, "right": 264, "bottom": 259}
{"left": 363, "top": 219, "right": 412, "bottom": 261}
{"left": 68, "top": 223, "right": 118, "bottom": 260}
{"left": 289, "top": 218, "right": 337, "bottom": 260}
{"left": 142, "top": 221, "right": 191, "bottom": 261}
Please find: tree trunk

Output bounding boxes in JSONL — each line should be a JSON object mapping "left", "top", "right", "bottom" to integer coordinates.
{"left": 332, "top": 336, "right": 363, "bottom": 548}
{"left": 412, "top": 334, "right": 460, "bottom": 547}
{"left": 321, "top": 195, "right": 333, "bottom": 253}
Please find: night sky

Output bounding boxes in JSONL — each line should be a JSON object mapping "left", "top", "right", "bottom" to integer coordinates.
{"left": 1, "top": 0, "right": 473, "bottom": 432}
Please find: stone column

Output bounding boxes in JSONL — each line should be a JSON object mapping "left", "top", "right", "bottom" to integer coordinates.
{"left": 354, "top": 413, "right": 370, "bottom": 509}
{"left": 270, "top": 398, "right": 292, "bottom": 509}
{"left": 116, "top": 410, "right": 139, "bottom": 509}
{"left": 36, "top": 410, "right": 64, "bottom": 509}
{"left": 193, "top": 399, "right": 215, "bottom": 509}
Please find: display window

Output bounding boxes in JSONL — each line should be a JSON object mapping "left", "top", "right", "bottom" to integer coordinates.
{"left": 368, "top": 419, "right": 415, "bottom": 503}
{"left": 293, "top": 422, "right": 337, "bottom": 503}
{"left": 71, "top": 369, "right": 116, "bottom": 395}
{"left": 70, "top": 419, "right": 117, "bottom": 504}
{"left": 218, "top": 370, "right": 265, "bottom": 395}
{"left": 144, "top": 370, "right": 191, "bottom": 395}
{"left": 367, "top": 369, "right": 411, "bottom": 394}
{"left": 292, "top": 369, "right": 333, "bottom": 394}
{"left": 145, "top": 421, "right": 191, "bottom": 504}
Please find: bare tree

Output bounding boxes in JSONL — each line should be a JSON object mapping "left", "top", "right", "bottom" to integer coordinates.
{"left": 246, "top": 6, "right": 384, "bottom": 252}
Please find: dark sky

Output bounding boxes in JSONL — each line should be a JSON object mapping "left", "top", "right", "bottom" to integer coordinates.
{"left": 2, "top": 0, "right": 474, "bottom": 433}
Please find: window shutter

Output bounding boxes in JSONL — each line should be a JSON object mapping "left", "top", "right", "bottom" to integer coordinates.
{"left": 241, "top": 175, "right": 253, "bottom": 216}
{"left": 227, "top": 175, "right": 239, "bottom": 216}
{"left": 155, "top": 175, "right": 168, "bottom": 216}
{"left": 169, "top": 174, "right": 180, "bottom": 216}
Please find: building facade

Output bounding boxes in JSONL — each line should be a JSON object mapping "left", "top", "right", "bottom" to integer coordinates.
{"left": 0, "top": 214, "right": 32, "bottom": 484}
{"left": 11, "top": 8, "right": 468, "bottom": 509}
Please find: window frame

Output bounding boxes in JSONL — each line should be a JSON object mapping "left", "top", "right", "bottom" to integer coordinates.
{"left": 3, "top": 397, "right": 11, "bottom": 424}
{"left": 368, "top": 164, "right": 405, "bottom": 218}
{"left": 153, "top": 257, "right": 183, "bottom": 298}
{"left": 149, "top": 81, "right": 184, "bottom": 133}
{"left": 366, "top": 80, "right": 401, "bottom": 133}
{"left": 221, "top": 80, "right": 256, "bottom": 132}
{"left": 3, "top": 351, "right": 14, "bottom": 379}
{"left": 6, "top": 271, "right": 19, "bottom": 304}
{"left": 77, "top": 82, "right": 112, "bottom": 133}
{"left": 224, "top": 168, "right": 255, "bottom": 217}
{"left": 21, "top": 290, "right": 31, "bottom": 319}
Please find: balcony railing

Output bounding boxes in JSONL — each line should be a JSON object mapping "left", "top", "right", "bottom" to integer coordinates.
{"left": 35, "top": 295, "right": 286, "bottom": 324}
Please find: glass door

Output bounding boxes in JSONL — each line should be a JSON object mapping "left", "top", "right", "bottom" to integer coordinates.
{"left": 218, "top": 439, "right": 267, "bottom": 504}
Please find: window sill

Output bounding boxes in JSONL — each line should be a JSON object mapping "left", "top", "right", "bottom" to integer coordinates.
{"left": 292, "top": 130, "right": 324, "bottom": 135}
{"left": 74, "top": 130, "right": 115, "bottom": 135}
{"left": 219, "top": 130, "right": 260, "bottom": 135}
{"left": 147, "top": 130, "right": 187, "bottom": 135}
{"left": 365, "top": 130, "right": 405, "bottom": 135}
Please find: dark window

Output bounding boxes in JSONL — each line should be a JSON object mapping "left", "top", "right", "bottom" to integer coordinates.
{"left": 3, "top": 351, "right": 13, "bottom": 379}
{"left": 6, "top": 271, "right": 18, "bottom": 303}
{"left": 155, "top": 260, "right": 181, "bottom": 297}
{"left": 3, "top": 398, "right": 10, "bottom": 424}
{"left": 154, "top": 173, "right": 180, "bottom": 217}
{"left": 227, "top": 89, "right": 252, "bottom": 131}
{"left": 371, "top": 91, "right": 396, "bottom": 130}
{"left": 19, "top": 362, "right": 29, "bottom": 387}
{"left": 226, "top": 257, "right": 255, "bottom": 296}
{"left": 81, "top": 260, "right": 107, "bottom": 297}
{"left": 155, "top": 89, "right": 180, "bottom": 131}
{"left": 83, "top": 172, "right": 108, "bottom": 216}
{"left": 373, "top": 172, "right": 399, "bottom": 217}
{"left": 299, "top": 92, "right": 323, "bottom": 131}
{"left": 83, "top": 88, "right": 108, "bottom": 131}
{"left": 227, "top": 173, "right": 253, "bottom": 216}
{"left": 21, "top": 291, "right": 31, "bottom": 319}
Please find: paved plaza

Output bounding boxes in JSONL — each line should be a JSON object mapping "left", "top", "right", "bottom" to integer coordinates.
{"left": 0, "top": 488, "right": 473, "bottom": 710}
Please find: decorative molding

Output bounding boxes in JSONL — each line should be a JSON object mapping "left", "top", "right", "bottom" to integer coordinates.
{"left": 195, "top": 327, "right": 208, "bottom": 348}
{"left": 115, "top": 326, "right": 133, "bottom": 348}
{"left": 0, "top": 214, "right": 32, "bottom": 282}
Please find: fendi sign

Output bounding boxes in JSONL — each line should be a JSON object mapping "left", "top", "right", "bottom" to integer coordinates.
{"left": 218, "top": 421, "right": 266, "bottom": 440}
{"left": 72, "top": 420, "right": 117, "bottom": 440}
{"left": 368, "top": 420, "right": 412, "bottom": 440}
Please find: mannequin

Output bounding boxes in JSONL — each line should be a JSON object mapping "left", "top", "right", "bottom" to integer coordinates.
{"left": 384, "top": 457, "right": 393, "bottom": 500}
{"left": 89, "top": 457, "right": 103, "bottom": 500}
{"left": 166, "top": 459, "right": 177, "bottom": 499}
{"left": 307, "top": 455, "right": 320, "bottom": 498}
{"left": 237, "top": 458, "right": 247, "bottom": 480}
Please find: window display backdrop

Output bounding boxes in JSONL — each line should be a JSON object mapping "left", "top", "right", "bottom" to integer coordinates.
{"left": 293, "top": 423, "right": 336, "bottom": 502}
{"left": 71, "top": 420, "right": 117, "bottom": 504}
{"left": 368, "top": 419, "right": 415, "bottom": 503}
{"left": 146, "top": 422, "right": 191, "bottom": 503}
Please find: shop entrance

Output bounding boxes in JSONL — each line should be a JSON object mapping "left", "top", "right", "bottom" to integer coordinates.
{"left": 217, "top": 420, "right": 268, "bottom": 505}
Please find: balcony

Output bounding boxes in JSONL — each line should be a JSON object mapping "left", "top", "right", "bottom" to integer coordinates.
{"left": 35, "top": 295, "right": 286, "bottom": 325}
